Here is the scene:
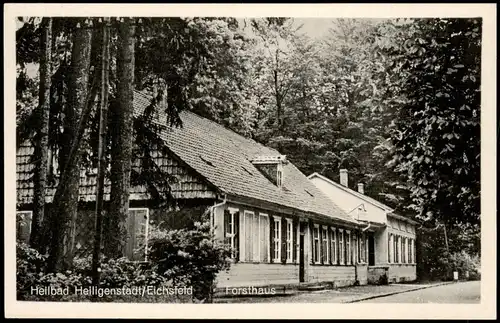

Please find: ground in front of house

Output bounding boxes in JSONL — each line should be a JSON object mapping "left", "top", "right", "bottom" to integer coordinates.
{"left": 357, "top": 280, "right": 480, "bottom": 303}
{"left": 214, "top": 281, "right": 480, "bottom": 304}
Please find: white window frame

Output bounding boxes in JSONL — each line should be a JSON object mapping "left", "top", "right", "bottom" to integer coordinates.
{"left": 330, "top": 227, "right": 337, "bottom": 264}
{"left": 346, "top": 230, "right": 351, "bottom": 265}
{"left": 359, "top": 232, "right": 365, "bottom": 264}
{"left": 276, "top": 163, "right": 284, "bottom": 187}
{"left": 397, "top": 236, "right": 402, "bottom": 263}
{"left": 129, "top": 208, "right": 150, "bottom": 262}
{"left": 388, "top": 234, "right": 393, "bottom": 264}
{"left": 273, "top": 216, "right": 282, "bottom": 262}
{"left": 227, "top": 207, "right": 239, "bottom": 260}
{"left": 313, "top": 224, "right": 321, "bottom": 264}
{"left": 353, "top": 232, "right": 358, "bottom": 265}
{"left": 366, "top": 235, "right": 369, "bottom": 264}
{"left": 412, "top": 239, "right": 417, "bottom": 264}
{"left": 322, "top": 225, "right": 329, "bottom": 264}
{"left": 296, "top": 220, "right": 301, "bottom": 264}
{"left": 286, "top": 218, "right": 293, "bottom": 263}
{"left": 339, "top": 229, "right": 345, "bottom": 265}
{"left": 405, "top": 237, "right": 410, "bottom": 264}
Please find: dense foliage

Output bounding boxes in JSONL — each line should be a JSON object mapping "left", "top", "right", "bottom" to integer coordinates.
{"left": 145, "top": 221, "right": 233, "bottom": 302}
{"left": 16, "top": 17, "right": 482, "bottom": 294}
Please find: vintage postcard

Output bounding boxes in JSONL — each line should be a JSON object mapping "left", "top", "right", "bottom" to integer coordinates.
{"left": 4, "top": 3, "right": 496, "bottom": 319}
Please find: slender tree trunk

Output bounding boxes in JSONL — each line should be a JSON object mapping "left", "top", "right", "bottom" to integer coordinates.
{"left": 47, "top": 19, "right": 92, "bottom": 272}
{"left": 273, "top": 48, "right": 282, "bottom": 134}
{"left": 105, "top": 18, "right": 135, "bottom": 258}
{"left": 92, "top": 17, "right": 110, "bottom": 287}
{"left": 30, "top": 17, "right": 52, "bottom": 251}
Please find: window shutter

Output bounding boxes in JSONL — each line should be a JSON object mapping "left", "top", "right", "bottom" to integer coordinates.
{"left": 319, "top": 227, "right": 324, "bottom": 264}
{"left": 309, "top": 221, "right": 316, "bottom": 264}
{"left": 327, "top": 228, "right": 331, "bottom": 265}
{"left": 233, "top": 211, "right": 240, "bottom": 262}
{"left": 342, "top": 231, "right": 346, "bottom": 265}
{"left": 223, "top": 209, "right": 230, "bottom": 245}
{"left": 292, "top": 218, "right": 298, "bottom": 263}
{"left": 270, "top": 217, "right": 274, "bottom": 264}
{"left": 125, "top": 211, "right": 135, "bottom": 260}
{"left": 135, "top": 210, "right": 148, "bottom": 261}
{"left": 281, "top": 218, "right": 287, "bottom": 264}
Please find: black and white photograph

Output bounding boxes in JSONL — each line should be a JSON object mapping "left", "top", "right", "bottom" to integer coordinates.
{"left": 5, "top": 3, "right": 496, "bottom": 319}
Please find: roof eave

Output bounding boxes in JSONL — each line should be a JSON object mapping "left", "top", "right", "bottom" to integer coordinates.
{"left": 225, "top": 193, "right": 359, "bottom": 227}
{"left": 308, "top": 172, "right": 394, "bottom": 212}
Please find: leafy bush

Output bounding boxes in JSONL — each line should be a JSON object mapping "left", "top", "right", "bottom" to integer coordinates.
{"left": 449, "top": 251, "right": 480, "bottom": 280}
{"left": 430, "top": 250, "right": 480, "bottom": 281}
{"left": 16, "top": 242, "right": 47, "bottom": 299}
{"left": 146, "top": 220, "right": 233, "bottom": 302}
{"left": 17, "top": 220, "right": 230, "bottom": 302}
{"left": 17, "top": 243, "right": 178, "bottom": 302}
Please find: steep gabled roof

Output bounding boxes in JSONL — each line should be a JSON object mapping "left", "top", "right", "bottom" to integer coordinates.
{"left": 308, "top": 172, "right": 393, "bottom": 212}
{"left": 308, "top": 172, "right": 417, "bottom": 225}
{"left": 133, "top": 91, "right": 355, "bottom": 224}
{"left": 16, "top": 91, "right": 355, "bottom": 225}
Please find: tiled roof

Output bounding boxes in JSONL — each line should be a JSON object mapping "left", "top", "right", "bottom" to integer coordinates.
{"left": 16, "top": 91, "right": 356, "bottom": 225}
{"left": 133, "top": 91, "right": 356, "bottom": 224}
{"left": 308, "top": 172, "right": 394, "bottom": 212}
{"left": 16, "top": 142, "right": 216, "bottom": 204}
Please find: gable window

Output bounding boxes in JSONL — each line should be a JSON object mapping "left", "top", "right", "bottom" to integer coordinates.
{"left": 321, "top": 226, "right": 329, "bottom": 264}
{"left": 313, "top": 225, "right": 320, "bottom": 264}
{"left": 243, "top": 211, "right": 269, "bottom": 262}
{"left": 251, "top": 155, "right": 286, "bottom": 188}
{"left": 330, "top": 227, "right": 337, "bottom": 264}
{"left": 16, "top": 211, "right": 33, "bottom": 243}
{"left": 339, "top": 229, "right": 345, "bottom": 265}
{"left": 286, "top": 218, "right": 293, "bottom": 263}
{"left": 273, "top": 216, "right": 282, "bottom": 262}
{"left": 277, "top": 167, "right": 283, "bottom": 187}
{"left": 125, "top": 208, "right": 149, "bottom": 261}
{"left": 346, "top": 230, "right": 351, "bottom": 265}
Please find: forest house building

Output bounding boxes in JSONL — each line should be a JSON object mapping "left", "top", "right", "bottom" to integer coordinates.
{"left": 16, "top": 91, "right": 415, "bottom": 288}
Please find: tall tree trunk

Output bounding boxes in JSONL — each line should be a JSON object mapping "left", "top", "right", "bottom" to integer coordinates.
{"left": 47, "top": 19, "right": 92, "bottom": 272}
{"left": 30, "top": 17, "right": 52, "bottom": 251}
{"left": 92, "top": 17, "right": 110, "bottom": 287}
{"left": 105, "top": 18, "right": 135, "bottom": 258}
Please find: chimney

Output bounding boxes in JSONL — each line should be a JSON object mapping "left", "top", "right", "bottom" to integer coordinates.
{"left": 339, "top": 169, "right": 348, "bottom": 187}
{"left": 358, "top": 183, "right": 365, "bottom": 194}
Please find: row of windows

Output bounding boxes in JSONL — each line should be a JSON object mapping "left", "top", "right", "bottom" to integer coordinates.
{"left": 312, "top": 225, "right": 367, "bottom": 265}
{"left": 388, "top": 233, "right": 416, "bottom": 264}
{"left": 224, "top": 209, "right": 367, "bottom": 266}
{"left": 224, "top": 209, "right": 297, "bottom": 263}
{"left": 389, "top": 218, "right": 414, "bottom": 234}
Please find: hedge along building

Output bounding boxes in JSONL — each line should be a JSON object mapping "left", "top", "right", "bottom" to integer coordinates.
{"left": 17, "top": 91, "right": 378, "bottom": 288}
{"left": 308, "top": 171, "right": 419, "bottom": 283}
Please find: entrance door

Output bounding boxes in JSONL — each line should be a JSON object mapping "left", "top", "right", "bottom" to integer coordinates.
{"left": 299, "top": 222, "right": 305, "bottom": 282}
{"left": 368, "top": 235, "right": 375, "bottom": 266}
